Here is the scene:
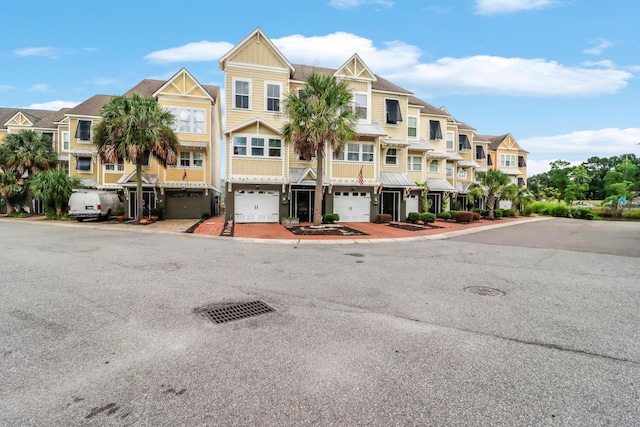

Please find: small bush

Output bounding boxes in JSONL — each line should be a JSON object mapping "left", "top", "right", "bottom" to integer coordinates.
{"left": 493, "top": 208, "right": 503, "bottom": 219}
{"left": 453, "top": 211, "right": 474, "bottom": 223}
{"left": 407, "top": 212, "right": 421, "bottom": 223}
{"left": 420, "top": 212, "right": 436, "bottom": 223}
{"left": 502, "top": 209, "right": 514, "bottom": 217}
{"left": 523, "top": 206, "right": 533, "bottom": 216}
{"left": 623, "top": 209, "right": 640, "bottom": 220}
{"left": 375, "top": 213, "right": 392, "bottom": 223}
{"left": 323, "top": 213, "right": 339, "bottom": 223}
{"left": 550, "top": 205, "right": 569, "bottom": 217}
{"left": 448, "top": 210, "right": 458, "bottom": 217}
{"left": 437, "top": 211, "right": 451, "bottom": 220}
{"left": 473, "top": 208, "right": 488, "bottom": 218}
{"left": 473, "top": 212, "right": 481, "bottom": 221}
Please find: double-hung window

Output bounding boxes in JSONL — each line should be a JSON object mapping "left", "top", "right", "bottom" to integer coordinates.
{"left": 429, "top": 121, "right": 442, "bottom": 141}
{"left": 446, "top": 131, "right": 454, "bottom": 150}
{"left": 385, "top": 148, "right": 398, "bottom": 165}
{"left": 265, "top": 83, "right": 280, "bottom": 112}
{"left": 104, "top": 159, "right": 124, "bottom": 172}
{"left": 268, "top": 139, "right": 281, "bottom": 157}
{"left": 234, "top": 79, "right": 250, "bottom": 109}
{"left": 251, "top": 138, "right": 265, "bottom": 157}
{"left": 446, "top": 164, "right": 453, "bottom": 177}
{"left": 385, "top": 99, "right": 402, "bottom": 124}
{"left": 408, "top": 117, "right": 417, "bottom": 138}
{"left": 407, "top": 156, "right": 422, "bottom": 171}
{"left": 354, "top": 93, "right": 368, "bottom": 120}
{"left": 335, "top": 143, "right": 374, "bottom": 162}
{"left": 180, "top": 152, "right": 204, "bottom": 167}
{"left": 233, "top": 135, "right": 281, "bottom": 158}
{"left": 62, "top": 131, "right": 70, "bottom": 151}
{"left": 500, "top": 154, "right": 516, "bottom": 167}
{"left": 75, "top": 120, "right": 91, "bottom": 141}
{"left": 233, "top": 136, "right": 247, "bottom": 155}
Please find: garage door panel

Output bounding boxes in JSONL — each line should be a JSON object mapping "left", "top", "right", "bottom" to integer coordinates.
{"left": 234, "top": 190, "right": 279, "bottom": 223}
{"left": 333, "top": 191, "right": 370, "bottom": 222}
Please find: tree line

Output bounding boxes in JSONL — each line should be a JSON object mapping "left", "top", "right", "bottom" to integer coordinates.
{"left": 527, "top": 154, "right": 639, "bottom": 206}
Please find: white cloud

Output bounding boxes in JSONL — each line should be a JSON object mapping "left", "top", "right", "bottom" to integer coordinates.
{"left": 272, "top": 33, "right": 631, "bottom": 97}
{"left": 14, "top": 47, "right": 74, "bottom": 59}
{"left": 144, "top": 41, "right": 234, "bottom": 63}
{"left": 475, "top": 0, "right": 560, "bottom": 15}
{"left": 522, "top": 128, "right": 640, "bottom": 175}
{"left": 328, "top": 0, "right": 394, "bottom": 9}
{"left": 28, "top": 84, "right": 49, "bottom": 92}
{"left": 26, "top": 100, "right": 79, "bottom": 110}
{"left": 0, "top": 84, "right": 14, "bottom": 91}
{"left": 583, "top": 38, "right": 613, "bottom": 55}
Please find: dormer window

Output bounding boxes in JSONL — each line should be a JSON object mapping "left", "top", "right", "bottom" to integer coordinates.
{"left": 385, "top": 99, "right": 402, "bottom": 124}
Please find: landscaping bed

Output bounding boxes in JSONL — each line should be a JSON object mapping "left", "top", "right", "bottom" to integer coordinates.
{"left": 286, "top": 225, "right": 368, "bottom": 236}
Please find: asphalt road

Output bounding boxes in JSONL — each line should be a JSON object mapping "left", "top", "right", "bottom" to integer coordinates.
{"left": 1, "top": 218, "right": 639, "bottom": 426}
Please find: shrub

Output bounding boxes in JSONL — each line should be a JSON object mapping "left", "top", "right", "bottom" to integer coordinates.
{"left": 407, "top": 212, "right": 421, "bottom": 223}
{"left": 501, "top": 209, "right": 514, "bottom": 217}
{"left": 448, "top": 210, "right": 458, "bottom": 217}
{"left": 473, "top": 208, "right": 488, "bottom": 217}
{"left": 570, "top": 207, "right": 593, "bottom": 220}
{"left": 493, "top": 208, "right": 503, "bottom": 219}
{"left": 437, "top": 211, "right": 451, "bottom": 220}
{"left": 622, "top": 209, "right": 640, "bottom": 220}
{"left": 323, "top": 213, "right": 339, "bottom": 224}
{"left": 550, "top": 204, "right": 569, "bottom": 217}
{"left": 375, "top": 213, "right": 392, "bottom": 223}
{"left": 420, "top": 212, "right": 436, "bottom": 223}
{"left": 473, "top": 212, "right": 481, "bottom": 221}
{"left": 453, "top": 211, "right": 474, "bottom": 223}
{"left": 523, "top": 206, "right": 533, "bottom": 216}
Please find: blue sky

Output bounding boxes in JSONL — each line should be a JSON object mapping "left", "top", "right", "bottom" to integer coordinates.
{"left": 2, "top": 0, "right": 639, "bottom": 176}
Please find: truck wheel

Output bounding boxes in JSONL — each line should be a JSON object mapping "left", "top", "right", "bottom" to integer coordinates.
{"left": 106, "top": 210, "right": 112, "bottom": 221}
{"left": 76, "top": 218, "right": 84, "bottom": 222}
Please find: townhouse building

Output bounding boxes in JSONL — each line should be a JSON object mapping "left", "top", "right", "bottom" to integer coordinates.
{"left": 1, "top": 69, "right": 222, "bottom": 219}
{"left": 219, "top": 28, "right": 528, "bottom": 223}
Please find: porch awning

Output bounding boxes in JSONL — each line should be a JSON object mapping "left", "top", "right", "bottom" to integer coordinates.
{"left": 446, "top": 152, "right": 463, "bottom": 161}
{"left": 381, "top": 138, "right": 410, "bottom": 147}
{"left": 354, "top": 121, "right": 387, "bottom": 136}
{"left": 289, "top": 167, "right": 329, "bottom": 186}
{"left": 380, "top": 172, "right": 416, "bottom": 188}
{"left": 456, "top": 182, "right": 471, "bottom": 194}
{"left": 80, "top": 178, "right": 97, "bottom": 188}
{"left": 179, "top": 141, "right": 208, "bottom": 148}
{"left": 426, "top": 178, "right": 455, "bottom": 192}
{"left": 499, "top": 168, "right": 521, "bottom": 176}
{"left": 228, "top": 175, "right": 287, "bottom": 185}
{"left": 427, "top": 151, "right": 449, "bottom": 159}
{"left": 117, "top": 170, "right": 159, "bottom": 185}
{"left": 407, "top": 138, "right": 433, "bottom": 152}
{"left": 458, "top": 160, "right": 479, "bottom": 168}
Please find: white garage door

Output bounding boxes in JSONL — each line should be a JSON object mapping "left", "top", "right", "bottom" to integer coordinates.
{"left": 234, "top": 190, "right": 279, "bottom": 223}
{"left": 333, "top": 191, "right": 370, "bottom": 222}
{"left": 406, "top": 194, "right": 420, "bottom": 214}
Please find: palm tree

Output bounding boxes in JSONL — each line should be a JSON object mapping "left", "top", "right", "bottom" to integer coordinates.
{"left": 0, "top": 170, "right": 20, "bottom": 214}
{"left": 30, "top": 169, "right": 83, "bottom": 216}
{"left": 509, "top": 185, "right": 534, "bottom": 214}
{"left": 2, "top": 129, "right": 58, "bottom": 215}
{"left": 474, "top": 169, "right": 511, "bottom": 219}
{"left": 282, "top": 73, "right": 357, "bottom": 226}
{"left": 93, "top": 94, "right": 179, "bottom": 221}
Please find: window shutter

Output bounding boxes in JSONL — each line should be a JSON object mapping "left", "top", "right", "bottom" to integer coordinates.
{"left": 430, "top": 121, "right": 442, "bottom": 140}
{"left": 385, "top": 99, "right": 402, "bottom": 124}
{"left": 518, "top": 156, "right": 526, "bottom": 167}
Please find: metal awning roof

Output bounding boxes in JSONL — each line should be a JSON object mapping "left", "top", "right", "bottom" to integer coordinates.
{"left": 380, "top": 171, "right": 416, "bottom": 187}
{"left": 500, "top": 168, "right": 522, "bottom": 176}
{"left": 426, "top": 178, "right": 455, "bottom": 192}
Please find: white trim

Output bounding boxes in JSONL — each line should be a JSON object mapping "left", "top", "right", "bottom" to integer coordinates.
{"left": 232, "top": 77, "right": 252, "bottom": 110}
{"left": 264, "top": 81, "right": 282, "bottom": 113}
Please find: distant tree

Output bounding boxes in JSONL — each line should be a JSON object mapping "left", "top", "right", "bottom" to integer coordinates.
{"left": 548, "top": 160, "right": 572, "bottom": 201}
{"left": 564, "top": 165, "right": 591, "bottom": 205}
{"left": 93, "top": 94, "right": 179, "bottom": 221}
{"left": 2, "top": 129, "right": 58, "bottom": 215}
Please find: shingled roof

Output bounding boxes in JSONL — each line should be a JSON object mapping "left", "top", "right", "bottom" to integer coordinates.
{"left": 408, "top": 96, "right": 449, "bottom": 117}
{"left": 0, "top": 107, "right": 63, "bottom": 130}
{"left": 291, "top": 64, "right": 413, "bottom": 95}
{"left": 475, "top": 134, "right": 509, "bottom": 150}
{"left": 65, "top": 94, "right": 113, "bottom": 117}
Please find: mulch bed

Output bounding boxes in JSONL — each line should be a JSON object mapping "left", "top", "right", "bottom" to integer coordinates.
{"left": 387, "top": 222, "right": 443, "bottom": 231}
{"left": 286, "top": 225, "right": 368, "bottom": 236}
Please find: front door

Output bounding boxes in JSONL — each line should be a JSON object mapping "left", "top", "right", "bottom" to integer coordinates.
{"left": 129, "top": 190, "right": 156, "bottom": 219}
{"left": 292, "top": 190, "right": 315, "bottom": 223}
{"left": 427, "top": 193, "right": 441, "bottom": 214}
{"left": 381, "top": 191, "right": 400, "bottom": 221}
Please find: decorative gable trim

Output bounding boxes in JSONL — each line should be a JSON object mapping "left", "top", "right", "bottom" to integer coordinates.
{"left": 225, "top": 117, "right": 281, "bottom": 135}
{"left": 334, "top": 54, "right": 376, "bottom": 82}
{"left": 153, "top": 68, "right": 213, "bottom": 102}
{"left": 219, "top": 27, "right": 294, "bottom": 74}
{"left": 4, "top": 111, "right": 34, "bottom": 127}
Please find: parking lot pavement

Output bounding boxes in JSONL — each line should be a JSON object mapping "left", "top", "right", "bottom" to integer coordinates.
{"left": 1, "top": 219, "right": 640, "bottom": 425}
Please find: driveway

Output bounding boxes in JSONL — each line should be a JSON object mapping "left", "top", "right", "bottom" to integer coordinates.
{"left": 1, "top": 219, "right": 639, "bottom": 426}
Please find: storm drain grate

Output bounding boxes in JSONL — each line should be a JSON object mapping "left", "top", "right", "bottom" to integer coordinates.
{"left": 202, "top": 300, "right": 275, "bottom": 324}
{"left": 464, "top": 286, "right": 505, "bottom": 297}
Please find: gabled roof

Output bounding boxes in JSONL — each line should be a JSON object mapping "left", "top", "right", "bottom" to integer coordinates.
{"left": 1, "top": 107, "right": 63, "bottom": 130}
{"left": 225, "top": 117, "right": 281, "bottom": 135}
{"left": 65, "top": 94, "right": 113, "bottom": 117}
{"left": 334, "top": 54, "right": 376, "bottom": 82}
{"left": 219, "top": 27, "right": 294, "bottom": 73}
{"left": 125, "top": 71, "right": 220, "bottom": 103}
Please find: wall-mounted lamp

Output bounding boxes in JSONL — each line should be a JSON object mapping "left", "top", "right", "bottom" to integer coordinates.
{"left": 282, "top": 196, "right": 289, "bottom": 205}
{"left": 255, "top": 185, "right": 260, "bottom": 189}
{"left": 373, "top": 195, "right": 378, "bottom": 205}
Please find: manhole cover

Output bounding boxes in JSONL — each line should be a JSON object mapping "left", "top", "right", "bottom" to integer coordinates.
{"left": 344, "top": 253, "right": 364, "bottom": 257}
{"left": 464, "top": 286, "right": 505, "bottom": 296}
{"left": 199, "top": 300, "right": 275, "bottom": 324}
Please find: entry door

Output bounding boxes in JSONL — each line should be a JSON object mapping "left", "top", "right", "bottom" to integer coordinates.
{"left": 427, "top": 193, "right": 441, "bottom": 214}
{"left": 381, "top": 191, "right": 400, "bottom": 221}
{"left": 292, "top": 190, "right": 314, "bottom": 223}
{"left": 129, "top": 191, "right": 155, "bottom": 218}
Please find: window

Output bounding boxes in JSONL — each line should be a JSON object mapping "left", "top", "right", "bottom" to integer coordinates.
{"left": 518, "top": 156, "right": 527, "bottom": 167}
{"left": 487, "top": 154, "right": 493, "bottom": 166}
{"left": 408, "top": 117, "right": 417, "bottom": 138}
{"left": 266, "top": 83, "right": 280, "bottom": 112}
{"left": 233, "top": 135, "right": 281, "bottom": 158}
{"left": 458, "top": 168, "right": 467, "bottom": 178}
{"left": 385, "top": 148, "right": 397, "bottom": 165}
{"left": 75, "top": 120, "right": 91, "bottom": 141}
{"left": 459, "top": 134, "right": 471, "bottom": 151}
{"left": 179, "top": 152, "right": 204, "bottom": 167}
{"left": 167, "top": 108, "right": 205, "bottom": 134}
{"left": 518, "top": 177, "right": 525, "bottom": 185}
{"left": 135, "top": 152, "right": 151, "bottom": 167}
{"left": 268, "top": 139, "right": 281, "bottom": 157}
{"left": 76, "top": 156, "right": 92, "bottom": 172}
{"left": 407, "top": 156, "right": 422, "bottom": 171}
{"left": 42, "top": 132, "right": 54, "bottom": 146}
{"left": 233, "top": 136, "right": 247, "bottom": 155}
{"left": 475, "top": 145, "right": 486, "bottom": 159}
{"left": 234, "top": 79, "right": 250, "bottom": 109}
{"left": 62, "top": 131, "right": 70, "bottom": 151}
{"left": 446, "top": 131, "right": 454, "bottom": 150}
{"left": 354, "top": 93, "right": 368, "bottom": 120}
{"left": 335, "top": 143, "right": 374, "bottom": 162}
{"left": 299, "top": 151, "right": 315, "bottom": 161}
{"left": 446, "top": 164, "right": 453, "bottom": 177}
{"left": 429, "top": 160, "right": 439, "bottom": 173}
{"left": 430, "top": 121, "right": 442, "bottom": 140}
{"left": 104, "top": 159, "right": 124, "bottom": 172}
{"left": 385, "top": 99, "right": 402, "bottom": 124}
{"left": 500, "top": 154, "right": 517, "bottom": 167}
